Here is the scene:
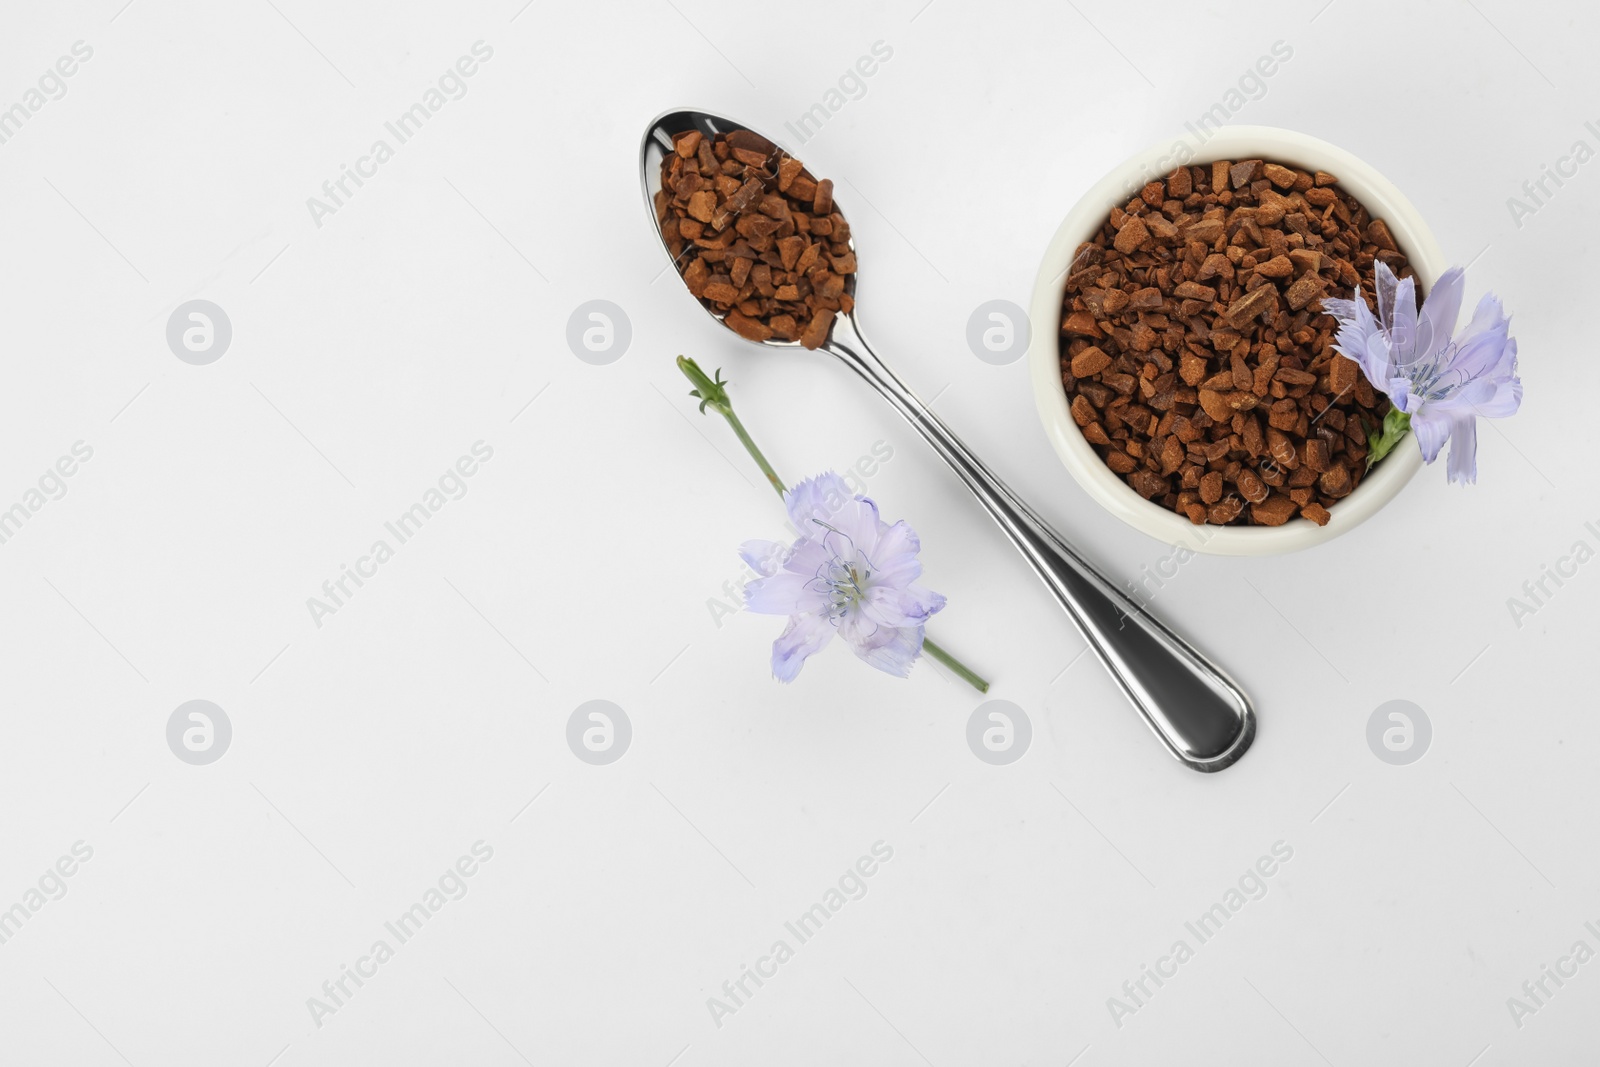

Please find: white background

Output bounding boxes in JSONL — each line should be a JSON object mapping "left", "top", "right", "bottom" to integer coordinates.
{"left": 0, "top": 0, "right": 1595, "bottom": 1064}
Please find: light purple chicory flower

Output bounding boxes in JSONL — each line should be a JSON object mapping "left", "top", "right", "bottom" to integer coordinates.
{"left": 1322, "top": 260, "right": 1521, "bottom": 484}
{"left": 740, "top": 472, "right": 946, "bottom": 682}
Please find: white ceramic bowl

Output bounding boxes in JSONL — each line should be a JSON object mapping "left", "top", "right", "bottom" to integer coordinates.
{"left": 1028, "top": 126, "right": 1442, "bottom": 556}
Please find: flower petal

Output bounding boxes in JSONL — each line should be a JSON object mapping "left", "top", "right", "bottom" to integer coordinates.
{"left": 1445, "top": 413, "right": 1479, "bottom": 485}
{"left": 770, "top": 612, "right": 834, "bottom": 682}
{"left": 1449, "top": 298, "right": 1516, "bottom": 382}
{"left": 1320, "top": 296, "right": 1359, "bottom": 321}
{"left": 814, "top": 495, "right": 885, "bottom": 562}
{"left": 1330, "top": 293, "right": 1392, "bottom": 390}
{"left": 1359, "top": 328, "right": 1395, "bottom": 389}
{"left": 745, "top": 570, "right": 826, "bottom": 616}
{"left": 1387, "top": 379, "right": 1424, "bottom": 414}
{"left": 778, "top": 535, "right": 832, "bottom": 577}
{"left": 782, "top": 472, "right": 855, "bottom": 529}
{"left": 861, "top": 519, "right": 923, "bottom": 587}
{"left": 1459, "top": 290, "right": 1508, "bottom": 343}
{"left": 1410, "top": 407, "right": 1453, "bottom": 464}
{"left": 1388, "top": 274, "right": 1421, "bottom": 370}
{"left": 1375, "top": 260, "right": 1403, "bottom": 331}
{"left": 1415, "top": 266, "right": 1465, "bottom": 364}
{"left": 846, "top": 623, "right": 925, "bottom": 678}
{"left": 863, "top": 582, "right": 946, "bottom": 627}
{"left": 739, "top": 539, "right": 790, "bottom": 577}
{"left": 1460, "top": 365, "right": 1523, "bottom": 418}
{"left": 836, "top": 600, "right": 885, "bottom": 649}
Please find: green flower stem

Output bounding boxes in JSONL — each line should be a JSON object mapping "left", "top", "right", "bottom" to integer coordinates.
{"left": 1367, "top": 407, "right": 1412, "bottom": 469}
{"left": 922, "top": 637, "right": 989, "bottom": 693}
{"left": 722, "top": 406, "right": 785, "bottom": 495}
{"left": 677, "top": 355, "right": 990, "bottom": 695}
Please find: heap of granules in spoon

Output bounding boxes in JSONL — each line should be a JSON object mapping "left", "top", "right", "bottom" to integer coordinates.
{"left": 656, "top": 129, "right": 855, "bottom": 349}
{"left": 1059, "top": 158, "right": 1416, "bottom": 527}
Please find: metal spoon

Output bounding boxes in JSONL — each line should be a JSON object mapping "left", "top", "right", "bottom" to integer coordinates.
{"left": 640, "top": 108, "right": 1255, "bottom": 772}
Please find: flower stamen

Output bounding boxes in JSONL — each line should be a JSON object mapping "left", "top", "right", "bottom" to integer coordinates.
{"left": 808, "top": 519, "right": 879, "bottom": 624}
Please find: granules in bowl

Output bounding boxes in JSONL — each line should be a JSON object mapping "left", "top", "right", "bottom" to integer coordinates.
{"left": 1057, "top": 158, "right": 1416, "bottom": 527}
{"left": 656, "top": 129, "right": 855, "bottom": 349}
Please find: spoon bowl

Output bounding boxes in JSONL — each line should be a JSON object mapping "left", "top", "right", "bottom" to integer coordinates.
{"left": 639, "top": 107, "right": 1257, "bottom": 773}
{"left": 641, "top": 109, "right": 857, "bottom": 343}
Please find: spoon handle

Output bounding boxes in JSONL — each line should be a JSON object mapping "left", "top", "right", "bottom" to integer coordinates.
{"left": 825, "top": 324, "right": 1255, "bottom": 772}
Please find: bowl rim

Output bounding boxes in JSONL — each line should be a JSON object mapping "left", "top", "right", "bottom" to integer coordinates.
{"left": 1027, "top": 125, "right": 1443, "bottom": 556}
